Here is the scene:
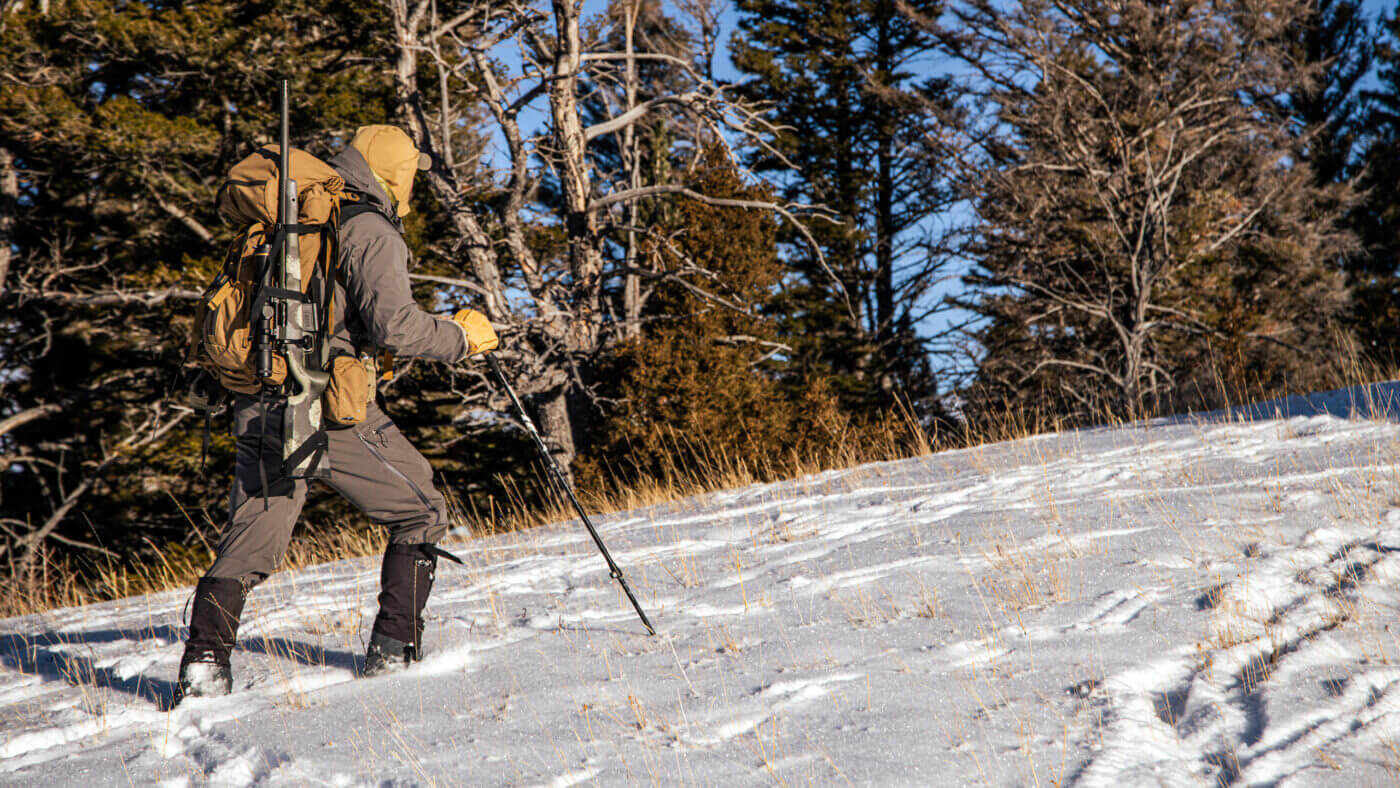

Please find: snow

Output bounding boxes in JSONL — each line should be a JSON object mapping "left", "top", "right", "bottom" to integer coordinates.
{"left": 7, "top": 383, "right": 1400, "bottom": 784}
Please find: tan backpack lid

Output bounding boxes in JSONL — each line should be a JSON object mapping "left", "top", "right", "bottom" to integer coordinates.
{"left": 216, "top": 146, "right": 345, "bottom": 226}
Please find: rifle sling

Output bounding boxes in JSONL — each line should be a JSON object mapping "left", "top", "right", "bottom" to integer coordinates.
{"left": 257, "top": 388, "right": 270, "bottom": 512}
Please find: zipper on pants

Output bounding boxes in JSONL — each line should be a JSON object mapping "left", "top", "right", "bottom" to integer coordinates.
{"left": 357, "top": 426, "right": 439, "bottom": 521}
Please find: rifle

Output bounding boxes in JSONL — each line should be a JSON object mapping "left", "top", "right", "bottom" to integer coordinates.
{"left": 256, "top": 78, "right": 330, "bottom": 480}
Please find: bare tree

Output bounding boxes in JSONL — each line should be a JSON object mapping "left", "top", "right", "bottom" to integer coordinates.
{"left": 384, "top": 0, "right": 826, "bottom": 471}
{"left": 0, "top": 406, "right": 187, "bottom": 576}
{"left": 915, "top": 0, "right": 1353, "bottom": 419}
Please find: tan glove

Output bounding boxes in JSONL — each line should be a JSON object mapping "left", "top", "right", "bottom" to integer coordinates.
{"left": 450, "top": 308, "right": 499, "bottom": 357}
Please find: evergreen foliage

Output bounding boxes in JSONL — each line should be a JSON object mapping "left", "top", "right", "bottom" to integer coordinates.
{"left": 1351, "top": 2, "right": 1400, "bottom": 361}
{"left": 0, "top": 1, "right": 404, "bottom": 575}
{"left": 581, "top": 149, "right": 849, "bottom": 487}
{"left": 731, "top": 0, "right": 955, "bottom": 417}
{"left": 1285, "top": 0, "right": 1374, "bottom": 186}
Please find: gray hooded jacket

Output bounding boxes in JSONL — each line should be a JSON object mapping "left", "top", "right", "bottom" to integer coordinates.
{"left": 326, "top": 147, "right": 466, "bottom": 363}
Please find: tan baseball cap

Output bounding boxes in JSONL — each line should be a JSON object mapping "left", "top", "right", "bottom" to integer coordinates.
{"left": 350, "top": 125, "right": 430, "bottom": 217}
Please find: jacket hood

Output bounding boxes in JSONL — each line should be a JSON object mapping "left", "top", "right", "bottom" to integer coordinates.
{"left": 329, "top": 147, "right": 402, "bottom": 231}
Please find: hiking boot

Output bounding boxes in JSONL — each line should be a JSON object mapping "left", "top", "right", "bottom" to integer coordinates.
{"left": 363, "top": 631, "right": 421, "bottom": 676}
{"left": 175, "top": 655, "right": 233, "bottom": 700}
{"left": 365, "top": 543, "right": 437, "bottom": 673}
{"left": 174, "top": 576, "right": 247, "bottom": 705}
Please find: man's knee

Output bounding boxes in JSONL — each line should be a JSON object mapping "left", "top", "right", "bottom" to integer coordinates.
{"left": 384, "top": 493, "right": 451, "bottom": 545}
{"left": 204, "top": 555, "right": 274, "bottom": 587}
{"left": 210, "top": 504, "right": 297, "bottom": 581}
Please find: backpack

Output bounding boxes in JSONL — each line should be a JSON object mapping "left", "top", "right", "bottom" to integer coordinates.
{"left": 186, "top": 146, "right": 366, "bottom": 395}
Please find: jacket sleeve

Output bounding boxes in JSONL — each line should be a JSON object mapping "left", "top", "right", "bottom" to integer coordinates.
{"left": 339, "top": 216, "right": 467, "bottom": 363}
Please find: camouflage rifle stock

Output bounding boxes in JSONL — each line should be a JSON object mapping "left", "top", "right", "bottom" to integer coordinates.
{"left": 274, "top": 78, "right": 330, "bottom": 479}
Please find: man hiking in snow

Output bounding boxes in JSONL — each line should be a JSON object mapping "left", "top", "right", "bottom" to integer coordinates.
{"left": 177, "top": 125, "right": 498, "bottom": 700}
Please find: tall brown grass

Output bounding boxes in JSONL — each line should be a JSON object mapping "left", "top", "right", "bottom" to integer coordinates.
{"left": 0, "top": 400, "right": 936, "bottom": 619}
{"left": 0, "top": 524, "right": 396, "bottom": 620}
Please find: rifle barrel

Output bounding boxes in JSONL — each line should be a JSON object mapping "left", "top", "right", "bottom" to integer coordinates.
{"left": 278, "top": 79, "right": 289, "bottom": 227}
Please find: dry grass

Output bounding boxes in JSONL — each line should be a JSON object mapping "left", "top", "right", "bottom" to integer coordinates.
{"left": 979, "top": 528, "right": 1073, "bottom": 617}
{"left": 582, "top": 400, "right": 936, "bottom": 513}
{"left": 0, "top": 400, "right": 934, "bottom": 620}
{"left": 0, "top": 523, "right": 389, "bottom": 620}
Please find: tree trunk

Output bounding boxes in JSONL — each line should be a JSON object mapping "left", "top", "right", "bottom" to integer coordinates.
{"left": 541, "top": 0, "right": 607, "bottom": 470}
{"left": 0, "top": 146, "right": 15, "bottom": 296}
{"left": 387, "top": 0, "right": 509, "bottom": 320}
{"left": 874, "top": 1, "right": 896, "bottom": 392}
{"left": 550, "top": 0, "right": 606, "bottom": 350}
{"left": 534, "top": 387, "right": 578, "bottom": 486}
{"left": 621, "top": 0, "right": 642, "bottom": 339}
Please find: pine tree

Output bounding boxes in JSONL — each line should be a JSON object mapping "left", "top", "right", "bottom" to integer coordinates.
{"left": 1286, "top": 0, "right": 1373, "bottom": 186}
{"left": 0, "top": 1, "right": 404, "bottom": 578}
{"left": 1350, "top": 4, "right": 1400, "bottom": 362}
{"left": 731, "top": 0, "right": 955, "bottom": 416}
{"left": 580, "top": 148, "right": 849, "bottom": 488}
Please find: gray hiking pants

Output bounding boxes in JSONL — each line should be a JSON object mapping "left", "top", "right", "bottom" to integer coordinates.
{"left": 205, "top": 395, "right": 450, "bottom": 584}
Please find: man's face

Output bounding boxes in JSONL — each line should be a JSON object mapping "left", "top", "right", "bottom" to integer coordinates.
{"left": 384, "top": 158, "right": 418, "bottom": 217}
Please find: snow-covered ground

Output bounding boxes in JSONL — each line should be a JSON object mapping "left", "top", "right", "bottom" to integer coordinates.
{"left": 8, "top": 384, "right": 1400, "bottom": 786}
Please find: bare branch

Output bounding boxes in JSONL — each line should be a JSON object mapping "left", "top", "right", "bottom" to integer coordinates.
{"left": 1, "top": 410, "right": 188, "bottom": 570}
{"left": 0, "top": 403, "right": 61, "bottom": 440}
{"left": 592, "top": 184, "right": 856, "bottom": 322}
{"left": 714, "top": 334, "right": 793, "bottom": 353}
{"left": 7, "top": 286, "right": 202, "bottom": 308}
{"left": 408, "top": 272, "right": 492, "bottom": 298}
{"left": 583, "top": 91, "right": 702, "bottom": 141}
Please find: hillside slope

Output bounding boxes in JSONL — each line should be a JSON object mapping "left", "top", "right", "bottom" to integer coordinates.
{"left": 6, "top": 384, "right": 1400, "bottom": 785}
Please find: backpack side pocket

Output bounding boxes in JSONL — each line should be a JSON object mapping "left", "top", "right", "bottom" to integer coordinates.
{"left": 323, "top": 355, "right": 370, "bottom": 425}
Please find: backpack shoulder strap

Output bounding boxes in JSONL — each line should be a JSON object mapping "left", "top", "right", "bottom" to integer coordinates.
{"left": 337, "top": 201, "right": 384, "bottom": 229}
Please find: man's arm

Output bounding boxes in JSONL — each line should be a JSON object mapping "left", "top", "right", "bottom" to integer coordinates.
{"left": 340, "top": 216, "right": 467, "bottom": 362}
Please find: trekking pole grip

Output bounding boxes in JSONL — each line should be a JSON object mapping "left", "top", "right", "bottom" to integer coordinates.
{"left": 484, "top": 353, "right": 657, "bottom": 636}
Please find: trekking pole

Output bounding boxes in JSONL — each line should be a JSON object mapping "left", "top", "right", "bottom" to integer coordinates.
{"left": 485, "top": 353, "right": 657, "bottom": 636}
